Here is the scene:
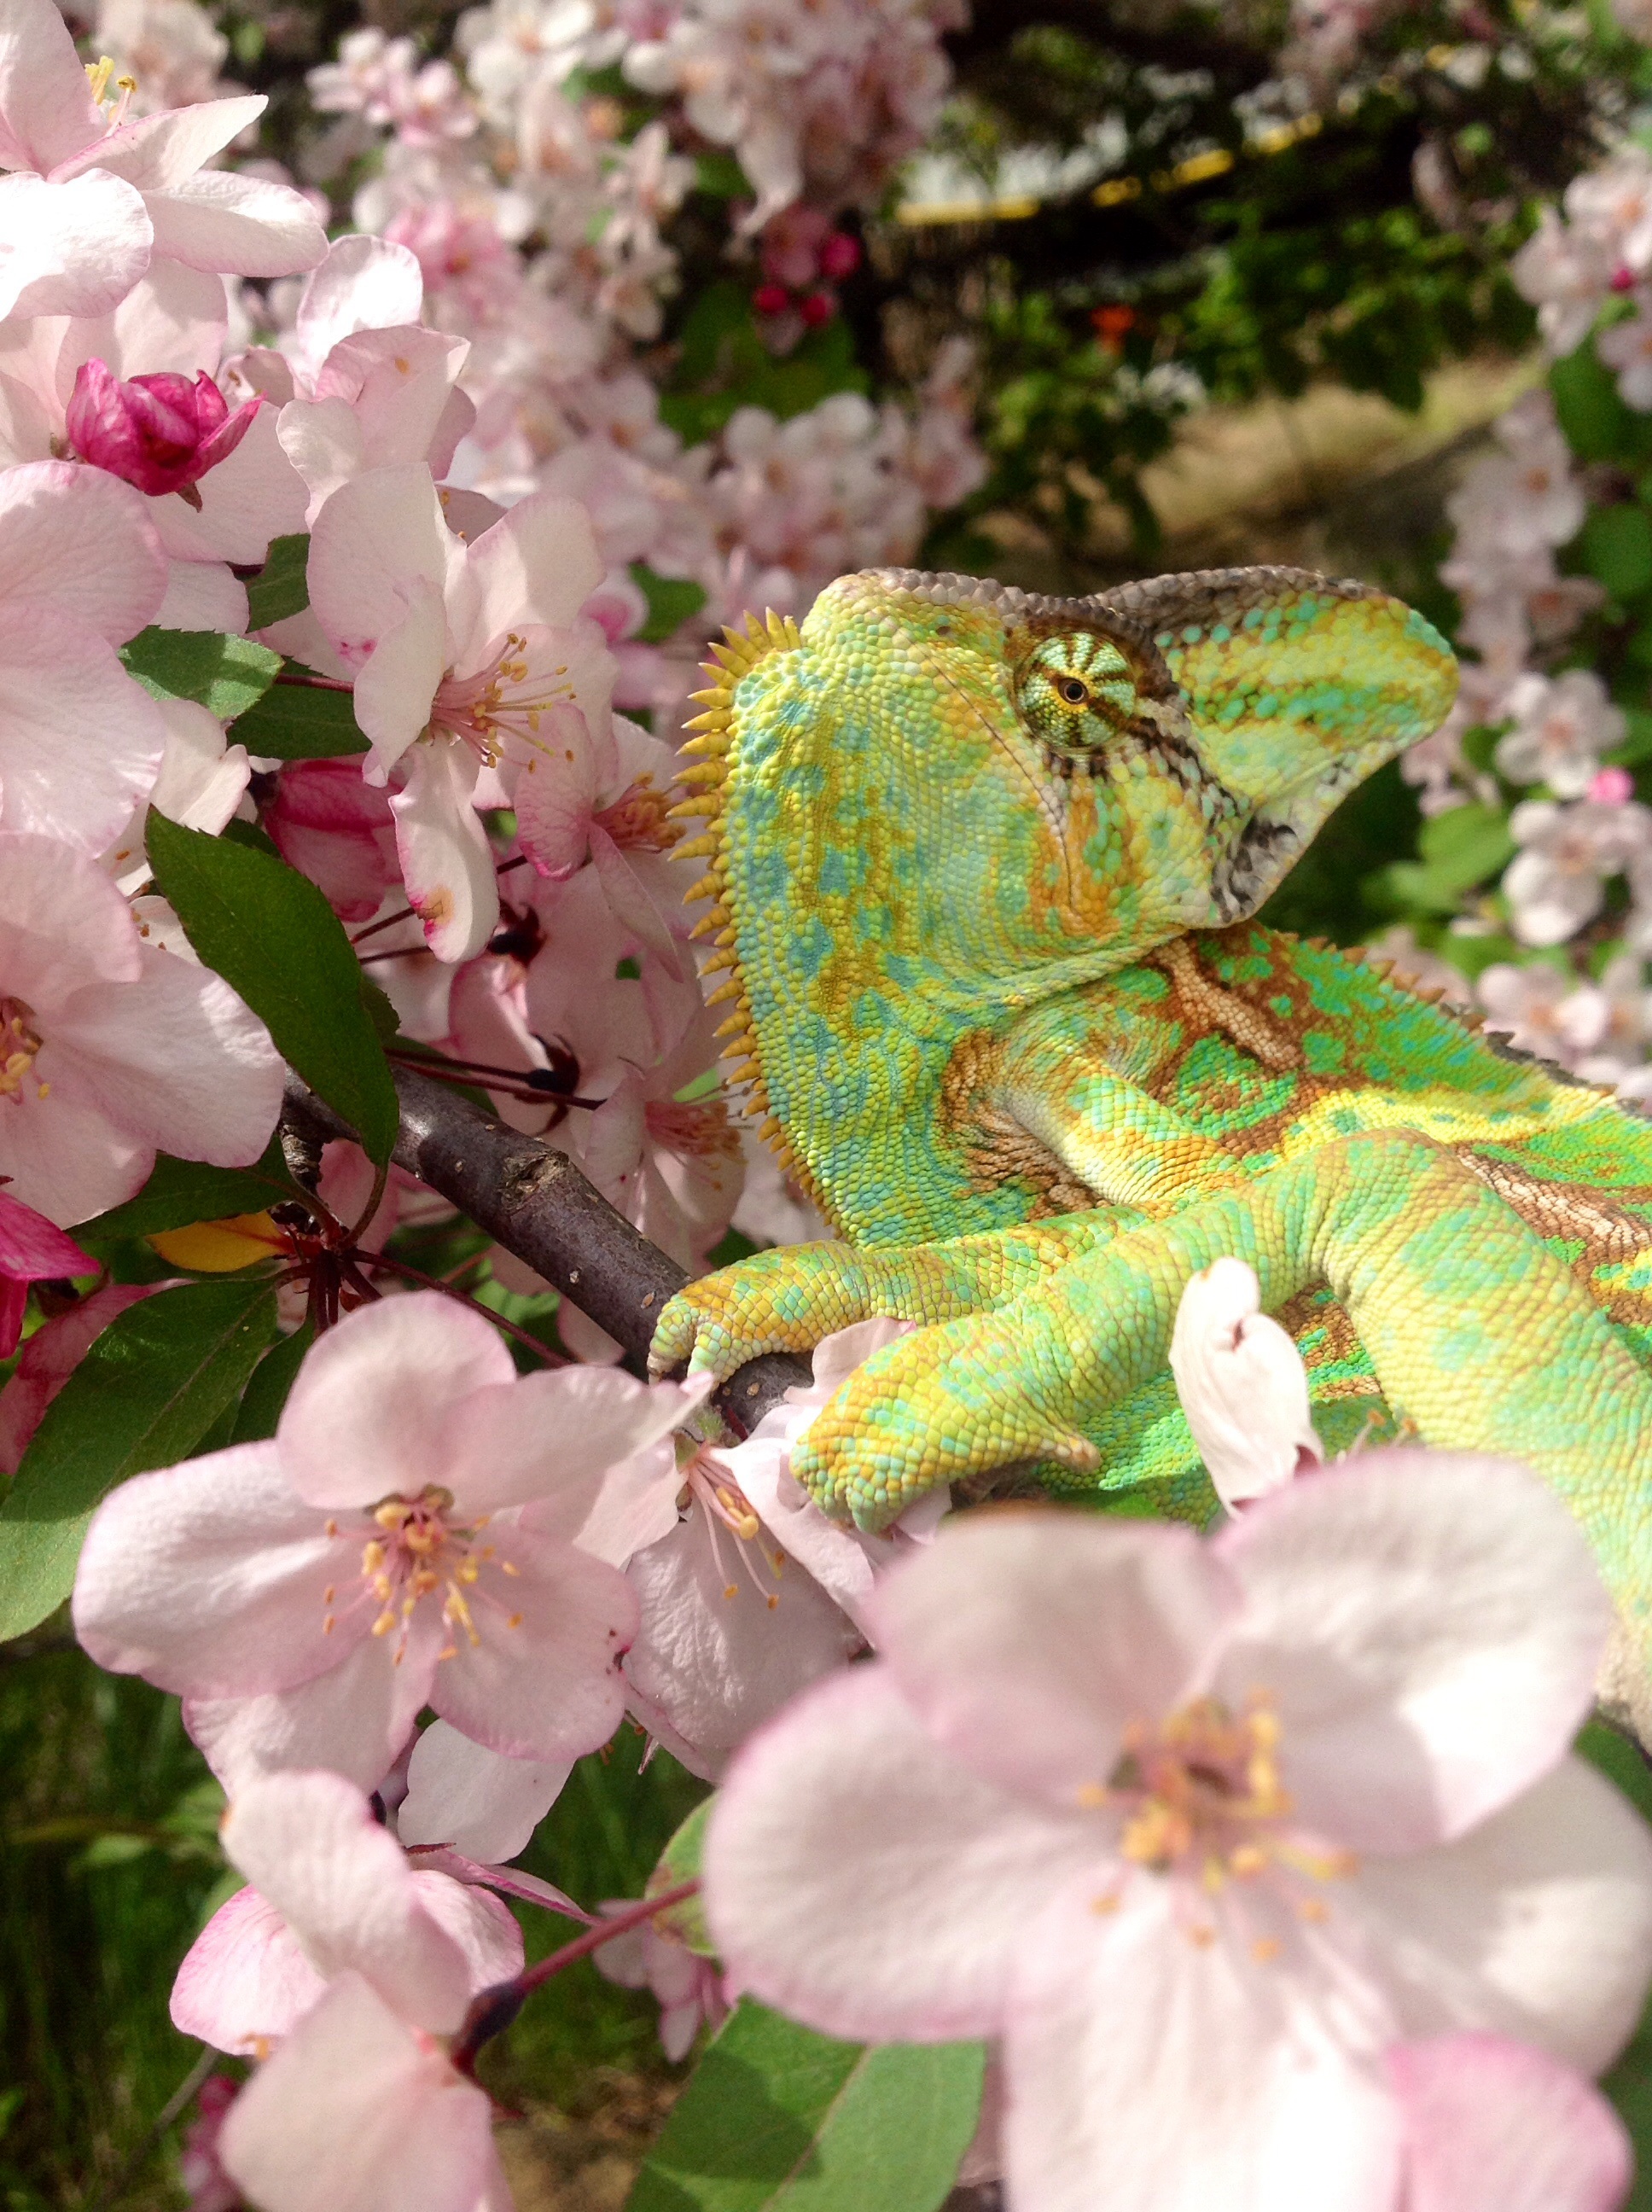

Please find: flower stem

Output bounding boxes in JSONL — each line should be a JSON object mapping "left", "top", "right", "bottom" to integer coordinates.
{"left": 451, "top": 1880, "right": 701, "bottom": 2072}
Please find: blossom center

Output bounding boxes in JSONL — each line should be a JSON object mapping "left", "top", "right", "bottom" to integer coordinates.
{"left": 646, "top": 1097, "right": 742, "bottom": 1161}
{"left": 428, "top": 635, "right": 579, "bottom": 771}
{"left": 1083, "top": 1696, "right": 1356, "bottom": 1941}
{"left": 324, "top": 1484, "right": 524, "bottom": 1659}
{"left": 593, "top": 777, "right": 680, "bottom": 853}
{"left": 0, "top": 998, "right": 44, "bottom": 1103}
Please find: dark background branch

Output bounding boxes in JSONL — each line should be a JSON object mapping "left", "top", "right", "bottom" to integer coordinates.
{"left": 282, "top": 1066, "right": 812, "bottom": 1434}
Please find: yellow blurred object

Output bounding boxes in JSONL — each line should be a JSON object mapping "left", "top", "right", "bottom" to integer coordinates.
{"left": 147, "top": 1214, "right": 284, "bottom": 1272}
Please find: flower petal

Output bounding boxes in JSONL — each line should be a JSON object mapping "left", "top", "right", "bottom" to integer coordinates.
{"left": 1388, "top": 2034, "right": 1632, "bottom": 2212}
{"left": 0, "top": 170, "right": 152, "bottom": 322}
{"left": 141, "top": 170, "right": 327, "bottom": 280}
{"left": 0, "top": 605, "right": 167, "bottom": 850}
{"left": 293, "top": 236, "right": 425, "bottom": 387}
{"left": 1348, "top": 1755, "right": 1652, "bottom": 2075}
{"left": 622, "top": 1509, "right": 861, "bottom": 1774}
{"left": 276, "top": 1290, "right": 515, "bottom": 1511}
{"left": 172, "top": 1883, "right": 329, "bottom": 2053}
{"left": 183, "top": 1625, "right": 433, "bottom": 1796}
{"left": 1002, "top": 1876, "right": 1402, "bottom": 2212}
{"left": 1168, "top": 1257, "right": 1320, "bottom": 1510}
{"left": 1212, "top": 1452, "right": 1614, "bottom": 1851}
{"left": 869, "top": 1511, "right": 1238, "bottom": 1807}
{"left": 439, "top": 1364, "right": 704, "bottom": 1518}
{"left": 428, "top": 1528, "right": 637, "bottom": 1762}
{"left": 390, "top": 741, "right": 498, "bottom": 963}
{"left": 703, "top": 1663, "right": 1102, "bottom": 2042}
{"left": 222, "top": 1770, "right": 474, "bottom": 2033}
{"left": 355, "top": 587, "right": 446, "bottom": 777}
{"left": 397, "top": 1720, "right": 573, "bottom": 1864}
{"left": 460, "top": 492, "right": 604, "bottom": 649}
{"left": 73, "top": 1443, "right": 358, "bottom": 1697}
{"left": 218, "top": 1973, "right": 496, "bottom": 2212}
{"left": 0, "top": 0, "right": 106, "bottom": 172}
{"left": 0, "top": 458, "right": 166, "bottom": 641}
{"left": 307, "top": 462, "right": 450, "bottom": 668}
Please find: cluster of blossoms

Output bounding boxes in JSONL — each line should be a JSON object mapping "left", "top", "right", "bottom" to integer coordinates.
{"left": 62, "top": 1243, "right": 1652, "bottom": 2212}
{"left": 1376, "top": 121, "right": 1652, "bottom": 1095}
{"left": 268, "top": 0, "right": 984, "bottom": 725}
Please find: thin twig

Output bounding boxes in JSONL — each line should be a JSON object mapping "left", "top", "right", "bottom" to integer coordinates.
{"left": 282, "top": 1068, "right": 811, "bottom": 1430}
{"left": 451, "top": 1881, "right": 701, "bottom": 2070}
{"left": 79, "top": 2044, "right": 218, "bottom": 2212}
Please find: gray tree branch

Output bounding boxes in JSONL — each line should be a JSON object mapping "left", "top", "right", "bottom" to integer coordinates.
{"left": 282, "top": 1065, "right": 812, "bottom": 1434}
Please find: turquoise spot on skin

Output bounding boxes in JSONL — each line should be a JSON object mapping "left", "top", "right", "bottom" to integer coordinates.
{"left": 1182, "top": 625, "right": 1202, "bottom": 644}
{"left": 1305, "top": 1032, "right": 1346, "bottom": 1074}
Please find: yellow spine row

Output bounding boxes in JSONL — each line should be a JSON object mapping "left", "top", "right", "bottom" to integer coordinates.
{"left": 666, "top": 610, "right": 806, "bottom": 1174}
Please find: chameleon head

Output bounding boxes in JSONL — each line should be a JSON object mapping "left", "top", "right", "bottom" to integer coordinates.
{"left": 668, "top": 562, "right": 1456, "bottom": 1198}
{"left": 801, "top": 564, "right": 1459, "bottom": 975}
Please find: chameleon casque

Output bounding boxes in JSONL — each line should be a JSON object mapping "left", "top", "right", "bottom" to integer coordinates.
{"left": 649, "top": 562, "right": 1652, "bottom": 1726}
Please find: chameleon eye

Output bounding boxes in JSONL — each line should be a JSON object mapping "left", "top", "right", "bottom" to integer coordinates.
{"left": 1015, "top": 632, "right": 1139, "bottom": 754}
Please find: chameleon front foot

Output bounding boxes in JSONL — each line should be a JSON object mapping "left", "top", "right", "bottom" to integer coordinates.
{"left": 649, "top": 1241, "right": 880, "bottom": 1379}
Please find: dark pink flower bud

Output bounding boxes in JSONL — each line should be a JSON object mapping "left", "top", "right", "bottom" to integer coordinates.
{"left": 0, "top": 1187, "right": 96, "bottom": 1361}
{"left": 798, "top": 290, "right": 836, "bottom": 328}
{"left": 753, "top": 281, "right": 791, "bottom": 317}
{"left": 1613, "top": 265, "right": 1638, "bottom": 294}
{"left": 65, "top": 358, "right": 262, "bottom": 506}
{"left": 818, "top": 231, "right": 861, "bottom": 280}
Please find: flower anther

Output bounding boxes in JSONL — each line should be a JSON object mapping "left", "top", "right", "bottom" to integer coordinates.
{"left": 1082, "top": 1694, "right": 1357, "bottom": 1945}
{"left": 0, "top": 999, "right": 44, "bottom": 1102}
{"left": 428, "top": 632, "right": 585, "bottom": 776}
{"left": 337, "top": 1485, "right": 526, "bottom": 1658}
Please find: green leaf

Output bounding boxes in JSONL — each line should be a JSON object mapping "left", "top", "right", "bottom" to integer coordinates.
{"left": 230, "top": 671, "right": 368, "bottom": 760}
{"left": 0, "top": 1279, "right": 279, "bottom": 1638}
{"left": 695, "top": 150, "right": 750, "bottom": 198}
{"left": 1580, "top": 504, "right": 1652, "bottom": 599}
{"left": 230, "top": 1321, "right": 314, "bottom": 1443}
{"left": 1416, "top": 801, "right": 1515, "bottom": 893}
{"left": 1550, "top": 341, "right": 1637, "bottom": 464}
{"left": 244, "top": 533, "right": 311, "bottom": 629}
{"left": 627, "top": 2000, "right": 984, "bottom": 2212}
{"left": 69, "top": 1138, "right": 298, "bottom": 1246}
{"left": 146, "top": 812, "right": 401, "bottom": 1165}
{"left": 120, "top": 628, "right": 282, "bottom": 720}
{"left": 631, "top": 564, "right": 709, "bottom": 644}
{"left": 649, "top": 1798, "right": 716, "bottom": 1956}
{"left": 1611, "top": 707, "right": 1652, "bottom": 766}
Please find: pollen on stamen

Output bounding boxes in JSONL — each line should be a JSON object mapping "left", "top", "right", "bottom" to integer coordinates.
{"left": 505, "top": 1611, "right": 523, "bottom": 1628}
{"left": 1252, "top": 1937, "right": 1282, "bottom": 1965}
{"left": 723, "top": 1582, "right": 738, "bottom": 1601}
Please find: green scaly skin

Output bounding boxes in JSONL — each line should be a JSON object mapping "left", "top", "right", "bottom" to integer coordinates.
{"left": 651, "top": 565, "right": 1652, "bottom": 1701}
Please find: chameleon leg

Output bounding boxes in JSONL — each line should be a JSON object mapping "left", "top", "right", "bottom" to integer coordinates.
{"left": 794, "top": 1128, "right": 1652, "bottom": 1663}
{"left": 648, "top": 1213, "right": 1132, "bottom": 1378}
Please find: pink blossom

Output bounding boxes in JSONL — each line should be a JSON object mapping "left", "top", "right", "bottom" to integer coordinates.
{"left": 1592, "top": 765, "right": 1637, "bottom": 806}
{"left": 0, "top": 1282, "right": 160, "bottom": 1473}
{"left": 67, "top": 358, "right": 261, "bottom": 501}
{"left": 265, "top": 760, "right": 402, "bottom": 922}
{"left": 0, "top": 0, "right": 324, "bottom": 311}
{"left": 305, "top": 463, "right": 613, "bottom": 961}
{"left": 595, "top": 1903, "right": 727, "bottom": 2059}
{"left": 175, "top": 1771, "right": 519, "bottom": 2212}
{"left": 1505, "top": 797, "right": 1651, "bottom": 946}
{"left": 173, "top": 1768, "right": 523, "bottom": 2054}
{"left": 704, "top": 1458, "right": 1652, "bottom": 2212}
{"left": 0, "top": 460, "right": 172, "bottom": 852}
{"left": 613, "top": 1319, "right": 942, "bottom": 1776}
{"left": 0, "top": 834, "right": 281, "bottom": 1225}
{"left": 73, "top": 1291, "right": 704, "bottom": 1791}
{"left": 178, "top": 2073, "right": 241, "bottom": 2212}
{"left": 1494, "top": 670, "right": 1626, "bottom": 799}
{"left": 1167, "top": 1258, "right": 1322, "bottom": 1511}
{"left": 0, "top": 265, "right": 306, "bottom": 618}
{"left": 0, "top": 1189, "right": 95, "bottom": 1359}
